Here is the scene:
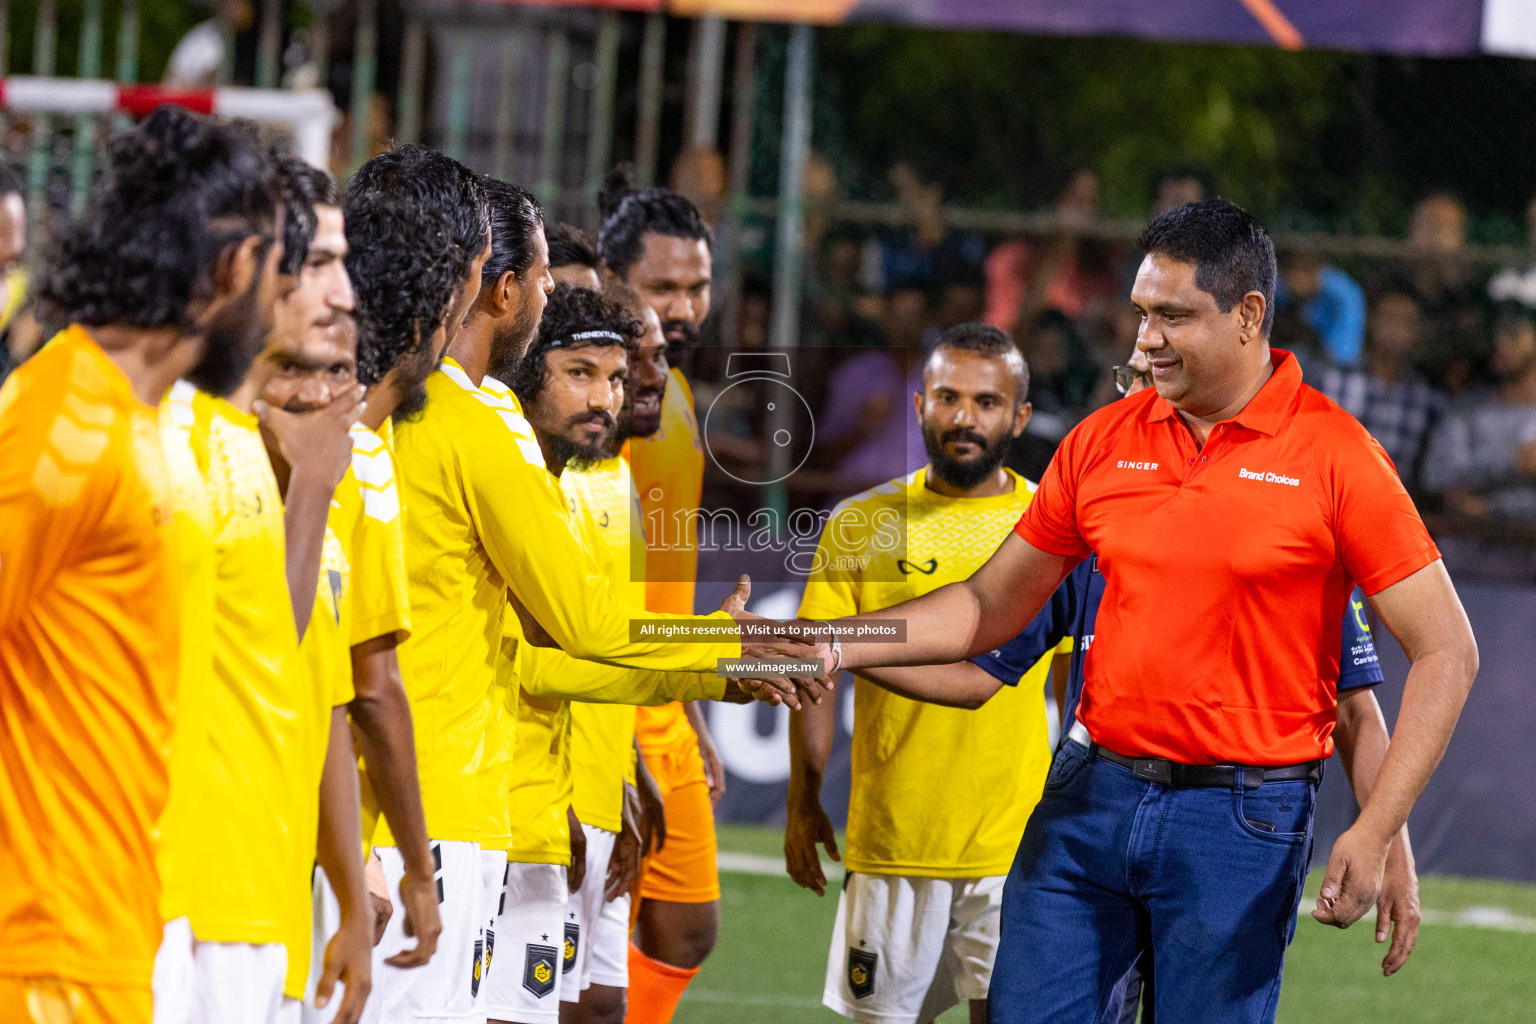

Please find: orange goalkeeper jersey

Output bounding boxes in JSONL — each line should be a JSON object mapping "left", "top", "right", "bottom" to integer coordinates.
{"left": 625, "top": 368, "right": 703, "bottom": 755}
{"left": 0, "top": 326, "right": 179, "bottom": 990}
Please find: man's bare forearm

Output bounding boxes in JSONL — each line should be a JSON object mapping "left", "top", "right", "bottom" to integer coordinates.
{"left": 837, "top": 536, "right": 1071, "bottom": 672}
{"left": 1353, "top": 648, "right": 1476, "bottom": 842}
{"left": 856, "top": 663, "right": 1003, "bottom": 709}
{"left": 317, "top": 706, "right": 369, "bottom": 924}
{"left": 350, "top": 639, "right": 434, "bottom": 879}
{"left": 283, "top": 468, "right": 336, "bottom": 641}
{"left": 788, "top": 695, "right": 836, "bottom": 805}
{"left": 1335, "top": 688, "right": 1412, "bottom": 852}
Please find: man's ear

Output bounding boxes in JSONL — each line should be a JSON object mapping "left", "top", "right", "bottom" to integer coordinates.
{"left": 213, "top": 234, "right": 265, "bottom": 302}
{"left": 1238, "top": 291, "right": 1267, "bottom": 344}
{"left": 1012, "top": 400, "right": 1033, "bottom": 439}
{"left": 490, "top": 269, "right": 521, "bottom": 317}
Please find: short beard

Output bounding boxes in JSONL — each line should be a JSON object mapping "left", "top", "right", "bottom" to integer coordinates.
{"left": 552, "top": 410, "right": 617, "bottom": 469}
{"left": 488, "top": 304, "right": 541, "bottom": 384}
{"left": 184, "top": 275, "right": 265, "bottom": 397}
{"left": 924, "top": 424, "right": 1012, "bottom": 490}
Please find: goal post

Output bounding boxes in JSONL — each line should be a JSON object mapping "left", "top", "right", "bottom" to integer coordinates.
{"left": 0, "top": 77, "right": 337, "bottom": 169}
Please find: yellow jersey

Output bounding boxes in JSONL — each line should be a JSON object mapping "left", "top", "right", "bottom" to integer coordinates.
{"left": 389, "top": 361, "right": 739, "bottom": 845}
{"left": 799, "top": 467, "right": 1054, "bottom": 878}
{"left": 504, "top": 651, "right": 573, "bottom": 865}
{"left": 283, "top": 468, "right": 363, "bottom": 996}
{"left": 562, "top": 458, "right": 644, "bottom": 832}
{"left": 157, "top": 383, "right": 216, "bottom": 927}
{"left": 179, "top": 389, "right": 305, "bottom": 944}
{"left": 0, "top": 327, "right": 178, "bottom": 990}
{"left": 627, "top": 369, "right": 705, "bottom": 757}
{"left": 349, "top": 423, "right": 412, "bottom": 853}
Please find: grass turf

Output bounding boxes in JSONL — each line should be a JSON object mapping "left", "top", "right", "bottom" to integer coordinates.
{"left": 674, "top": 825, "right": 1536, "bottom": 1023}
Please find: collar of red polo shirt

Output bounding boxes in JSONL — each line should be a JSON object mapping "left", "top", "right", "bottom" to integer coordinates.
{"left": 1014, "top": 346, "right": 1440, "bottom": 766}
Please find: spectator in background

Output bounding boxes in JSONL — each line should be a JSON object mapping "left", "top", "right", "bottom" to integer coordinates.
{"left": 986, "top": 169, "right": 1117, "bottom": 335}
{"left": 1277, "top": 249, "right": 1366, "bottom": 367}
{"left": 875, "top": 160, "right": 984, "bottom": 293}
{"left": 1405, "top": 191, "right": 1484, "bottom": 394}
{"left": 164, "top": 0, "right": 252, "bottom": 87}
{"left": 670, "top": 147, "right": 727, "bottom": 227}
{"left": 1487, "top": 193, "right": 1536, "bottom": 307}
{"left": 1319, "top": 288, "right": 1445, "bottom": 491}
{"left": 1150, "top": 165, "right": 1216, "bottom": 215}
{"left": 814, "top": 280, "right": 930, "bottom": 492}
{"left": 0, "top": 164, "right": 27, "bottom": 384}
{"left": 1424, "top": 302, "right": 1536, "bottom": 523}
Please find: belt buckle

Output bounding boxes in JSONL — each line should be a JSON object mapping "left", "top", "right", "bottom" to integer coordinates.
{"left": 1133, "top": 759, "right": 1173, "bottom": 785}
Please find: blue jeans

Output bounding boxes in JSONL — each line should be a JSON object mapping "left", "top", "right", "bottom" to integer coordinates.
{"left": 989, "top": 740, "right": 1316, "bottom": 1024}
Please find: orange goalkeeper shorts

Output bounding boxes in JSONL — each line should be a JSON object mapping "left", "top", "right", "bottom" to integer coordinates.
{"left": 0, "top": 977, "right": 150, "bottom": 1024}
{"left": 636, "top": 740, "right": 720, "bottom": 905}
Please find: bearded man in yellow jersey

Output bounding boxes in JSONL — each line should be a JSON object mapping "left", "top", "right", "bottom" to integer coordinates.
{"left": 595, "top": 168, "right": 722, "bottom": 1024}
{"left": 156, "top": 156, "right": 364, "bottom": 1024}
{"left": 251, "top": 159, "right": 434, "bottom": 1024}
{"left": 791, "top": 325, "right": 1049, "bottom": 1024}
{"left": 1, "top": 106, "right": 283, "bottom": 1024}
{"left": 387, "top": 171, "right": 813, "bottom": 1024}
{"left": 492, "top": 285, "right": 760, "bottom": 1024}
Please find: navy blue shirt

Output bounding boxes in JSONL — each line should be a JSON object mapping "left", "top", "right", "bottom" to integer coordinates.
{"left": 973, "top": 555, "right": 1383, "bottom": 741}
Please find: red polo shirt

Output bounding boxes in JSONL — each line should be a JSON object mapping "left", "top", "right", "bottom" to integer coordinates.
{"left": 1015, "top": 350, "right": 1440, "bottom": 766}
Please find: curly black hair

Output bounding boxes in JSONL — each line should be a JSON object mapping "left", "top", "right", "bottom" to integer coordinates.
{"left": 349, "top": 144, "right": 489, "bottom": 263}
{"left": 480, "top": 176, "right": 543, "bottom": 286}
{"left": 343, "top": 190, "right": 468, "bottom": 387}
{"left": 274, "top": 155, "right": 339, "bottom": 276}
{"left": 546, "top": 222, "right": 599, "bottom": 273}
{"left": 37, "top": 105, "right": 277, "bottom": 332}
{"left": 596, "top": 163, "right": 711, "bottom": 278}
{"left": 510, "top": 282, "right": 642, "bottom": 407}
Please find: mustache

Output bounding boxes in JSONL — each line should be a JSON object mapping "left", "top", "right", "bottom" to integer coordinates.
{"left": 939, "top": 428, "right": 990, "bottom": 448}
{"left": 661, "top": 319, "right": 699, "bottom": 345}
{"left": 567, "top": 410, "right": 616, "bottom": 431}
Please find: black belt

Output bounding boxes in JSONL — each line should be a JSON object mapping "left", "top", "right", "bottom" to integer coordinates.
{"left": 1087, "top": 743, "right": 1323, "bottom": 789}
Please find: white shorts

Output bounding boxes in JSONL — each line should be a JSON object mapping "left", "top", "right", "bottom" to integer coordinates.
{"left": 563, "top": 824, "right": 629, "bottom": 997}
{"left": 185, "top": 934, "right": 290, "bottom": 1024}
{"left": 823, "top": 872, "right": 1005, "bottom": 1024}
{"left": 475, "top": 848, "right": 510, "bottom": 1016}
{"left": 153, "top": 917, "right": 195, "bottom": 1024}
{"left": 484, "top": 861, "right": 569, "bottom": 1024}
{"left": 371, "top": 840, "right": 487, "bottom": 1024}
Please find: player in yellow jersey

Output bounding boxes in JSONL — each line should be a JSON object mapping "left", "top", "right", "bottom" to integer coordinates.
{"left": 333, "top": 174, "right": 486, "bottom": 1019}
{"left": 250, "top": 159, "right": 394, "bottom": 1024}
{"left": 596, "top": 168, "right": 722, "bottom": 1024}
{"left": 494, "top": 283, "right": 770, "bottom": 1024}
{"left": 332, "top": 148, "right": 492, "bottom": 1024}
{"left": 790, "top": 325, "right": 1047, "bottom": 1024}
{"left": 2, "top": 107, "right": 285, "bottom": 1024}
{"left": 157, "top": 160, "right": 363, "bottom": 1023}
{"left": 385, "top": 170, "right": 813, "bottom": 1024}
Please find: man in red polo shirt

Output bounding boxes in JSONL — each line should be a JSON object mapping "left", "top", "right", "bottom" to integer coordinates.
{"left": 798, "top": 200, "right": 1478, "bottom": 1023}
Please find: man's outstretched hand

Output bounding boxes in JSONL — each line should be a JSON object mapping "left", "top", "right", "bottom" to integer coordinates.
{"left": 718, "top": 575, "right": 837, "bottom": 710}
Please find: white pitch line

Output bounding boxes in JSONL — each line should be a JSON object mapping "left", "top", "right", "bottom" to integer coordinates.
{"left": 720, "top": 852, "right": 1536, "bottom": 935}
{"left": 718, "top": 850, "right": 846, "bottom": 878}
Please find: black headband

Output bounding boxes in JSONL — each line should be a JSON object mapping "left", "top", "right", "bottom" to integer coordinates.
{"left": 550, "top": 329, "right": 626, "bottom": 349}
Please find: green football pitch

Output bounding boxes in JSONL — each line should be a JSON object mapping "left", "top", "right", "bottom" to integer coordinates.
{"left": 675, "top": 825, "right": 1536, "bottom": 1024}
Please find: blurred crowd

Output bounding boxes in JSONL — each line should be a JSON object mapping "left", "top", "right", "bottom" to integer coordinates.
{"left": 688, "top": 158, "right": 1536, "bottom": 580}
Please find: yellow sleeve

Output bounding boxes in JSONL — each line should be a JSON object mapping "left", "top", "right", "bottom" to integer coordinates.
{"left": 461, "top": 421, "right": 741, "bottom": 671}
{"left": 519, "top": 639, "right": 724, "bottom": 705}
{"left": 349, "top": 434, "right": 410, "bottom": 647}
{"left": 797, "top": 504, "right": 863, "bottom": 622}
